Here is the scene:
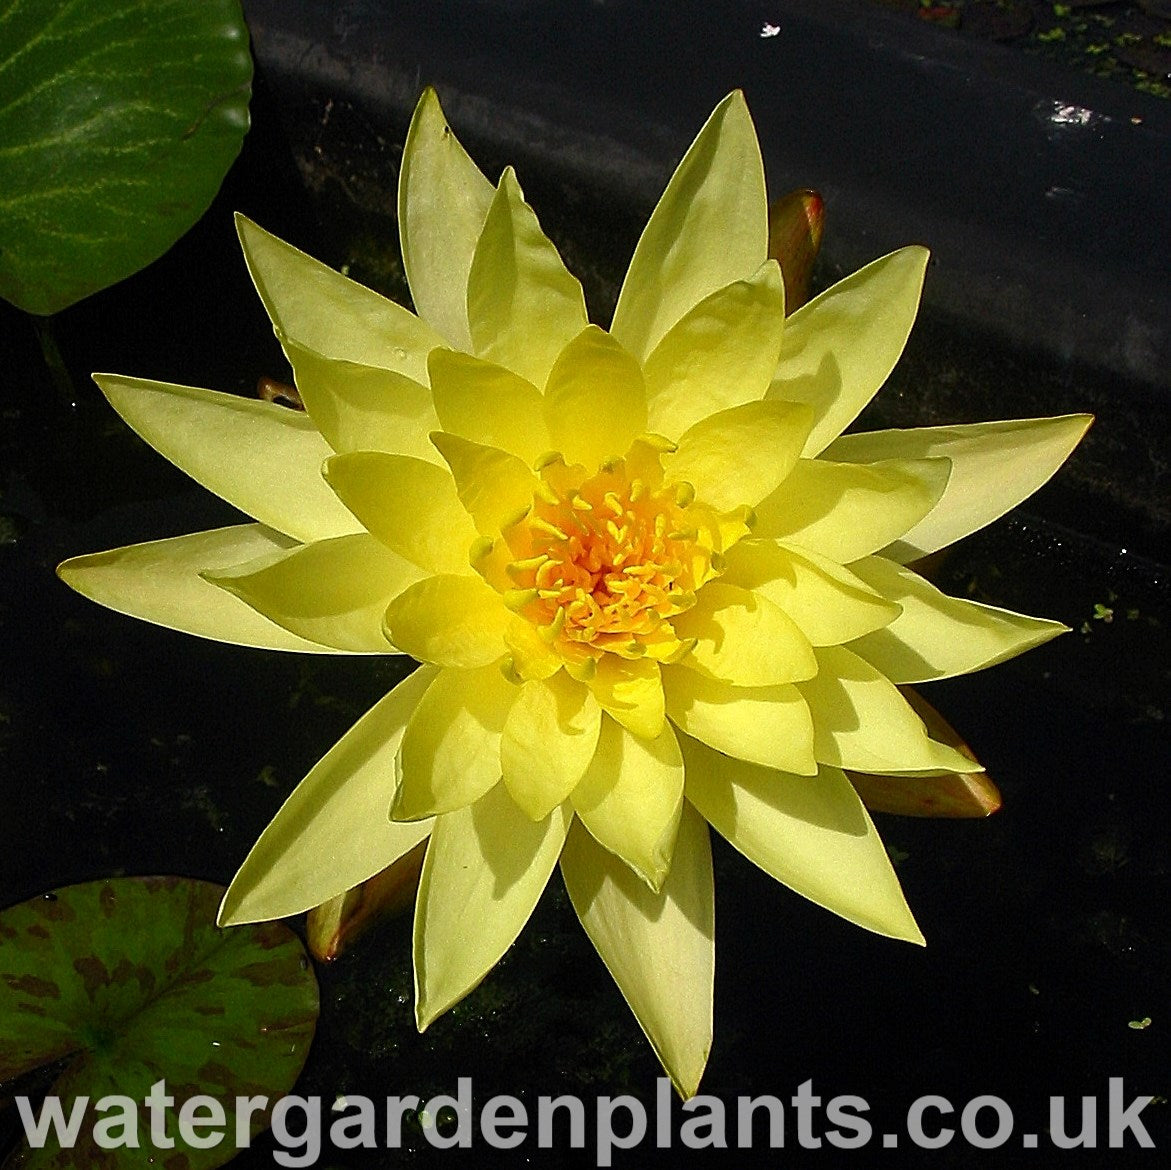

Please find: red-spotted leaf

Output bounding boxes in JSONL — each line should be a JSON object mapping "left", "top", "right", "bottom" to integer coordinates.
{"left": 0, "top": 877, "right": 318, "bottom": 1169}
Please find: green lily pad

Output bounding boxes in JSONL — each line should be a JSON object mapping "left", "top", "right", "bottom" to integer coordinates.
{"left": 0, "top": 0, "right": 252, "bottom": 316}
{"left": 0, "top": 877, "right": 318, "bottom": 1169}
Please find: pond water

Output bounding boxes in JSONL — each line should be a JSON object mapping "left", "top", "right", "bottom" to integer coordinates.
{"left": 1, "top": 64, "right": 1168, "bottom": 1170}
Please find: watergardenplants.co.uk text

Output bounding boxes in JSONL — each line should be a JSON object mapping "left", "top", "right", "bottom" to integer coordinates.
{"left": 16, "top": 1076, "right": 1156, "bottom": 1165}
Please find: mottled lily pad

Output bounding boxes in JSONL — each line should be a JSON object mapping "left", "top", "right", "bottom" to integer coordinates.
{"left": 0, "top": 0, "right": 252, "bottom": 315}
{"left": 0, "top": 877, "right": 318, "bottom": 1169}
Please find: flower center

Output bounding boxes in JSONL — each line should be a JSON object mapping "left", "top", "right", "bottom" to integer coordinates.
{"left": 500, "top": 444, "right": 723, "bottom": 665}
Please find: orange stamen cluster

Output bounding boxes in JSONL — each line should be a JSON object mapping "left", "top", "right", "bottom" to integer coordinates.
{"left": 502, "top": 452, "right": 718, "bottom": 664}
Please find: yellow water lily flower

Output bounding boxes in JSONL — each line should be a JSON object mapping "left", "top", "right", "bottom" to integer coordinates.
{"left": 58, "top": 89, "right": 1090, "bottom": 1097}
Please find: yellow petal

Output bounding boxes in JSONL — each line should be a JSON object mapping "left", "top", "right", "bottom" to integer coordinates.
{"left": 57, "top": 525, "right": 331, "bottom": 652}
{"left": 394, "top": 665, "right": 517, "bottom": 819}
{"left": 753, "top": 456, "right": 951, "bottom": 562}
{"left": 282, "top": 338, "right": 442, "bottom": 464}
{"left": 824, "top": 415, "right": 1093, "bottom": 561}
{"left": 798, "top": 646, "right": 976, "bottom": 773}
{"left": 682, "top": 737, "right": 923, "bottom": 943}
{"left": 504, "top": 620, "right": 567, "bottom": 682}
{"left": 235, "top": 214, "right": 443, "bottom": 378}
{"left": 561, "top": 804, "right": 713, "bottom": 1098}
{"left": 672, "top": 582, "right": 817, "bottom": 687}
{"left": 663, "top": 398, "right": 812, "bottom": 510}
{"left": 544, "top": 326, "right": 648, "bottom": 469}
{"left": 588, "top": 654, "right": 665, "bottom": 739}
{"left": 430, "top": 431, "right": 538, "bottom": 536}
{"left": 570, "top": 717, "right": 684, "bottom": 891}
{"left": 467, "top": 167, "right": 588, "bottom": 387}
{"left": 501, "top": 674, "right": 602, "bottom": 820}
{"left": 93, "top": 374, "right": 358, "bottom": 543}
{"left": 644, "top": 261, "right": 786, "bottom": 441}
{"left": 721, "top": 539, "right": 900, "bottom": 645}
{"left": 398, "top": 87, "right": 495, "bottom": 349}
{"left": 662, "top": 667, "right": 816, "bottom": 774}
{"left": 322, "top": 451, "right": 478, "bottom": 574}
{"left": 414, "top": 787, "right": 572, "bottom": 1029}
{"left": 205, "top": 533, "right": 423, "bottom": 653}
{"left": 384, "top": 574, "right": 514, "bottom": 669}
{"left": 428, "top": 348, "right": 551, "bottom": 464}
{"left": 219, "top": 666, "right": 436, "bottom": 924}
{"left": 768, "top": 246, "right": 929, "bottom": 455}
{"left": 611, "top": 91, "right": 767, "bottom": 361}
{"left": 846, "top": 556, "right": 1067, "bottom": 682}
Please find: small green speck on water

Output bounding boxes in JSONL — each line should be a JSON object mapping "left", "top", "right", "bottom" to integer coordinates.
{"left": 1128, "top": 1016, "right": 1152, "bottom": 1030}
{"left": 255, "top": 763, "right": 280, "bottom": 788}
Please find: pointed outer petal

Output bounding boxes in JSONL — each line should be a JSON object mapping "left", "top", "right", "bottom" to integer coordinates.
{"left": 662, "top": 667, "right": 816, "bottom": 774}
{"left": 849, "top": 685, "right": 996, "bottom": 815}
{"left": 753, "top": 456, "right": 951, "bottom": 563}
{"left": 798, "top": 645, "right": 977, "bottom": 774}
{"left": 414, "top": 787, "right": 572, "bottom": 1028}
{"left": 93, "top": 374, "right": 358, "bottom": 543}
{"left": 544, "top": 327, "right": 648, "bottom": 469}
{"left": 663, "top": 399, "right": 813, "bottom": 511}
{"left": 384, "top": 575, "right": 514, "bottom": 670}
{"left": 901, "top": 685, "right": 982, "bottom": 770}
{"left": 589, "top": 655, "right": 666, "bottom": 739}
{"left": 394, "top": 665, "right": 518, "bottom": 820}
{"left": 767, "top": 247, "right": 930, "bottom": 456}
{"left": 282, "top": 338, "right": 442, "bottom": 464}
{"left": 561, "top": 803, "right": 713, "bottom": 1098}
{"left": 643, "top": 261, "right": 786, "bottom": 441}
{"left": 611, "top": 91, "right": 767, "bottom": 362}
{"left": 466, "top": 167, "right": 589, "bottom": 387}
{"left": 824, "top": 414, "right": 1094, "bottom": 561}
{"left": 219, "top": 667, "right": 437, "bottom": 925}
{"left": 846, "top": 556, "right": 1067, "bottom": 683}
{"left": 671, "top": 582, "right": 818, "bottom": 687}
{"left": 430, "top": 431, "right": 539, "bottom": 537}
{"left": 204, "top": 533, "right": 423, "bottom": 653}
{"left": 721, "top": 539, "right": 900, "bottom": 646}
{"left": 322, "top": 452, "right": 478, "bottom": 575}
{"left": 428, "top": 348, "right": 551, "bottom": 464}
{"left": 236, "top": 214, "right": 444, "bottom": 377}
{"left": 681, "top": 736, "right": 923, "bottom": 943}
{"left": 501, "top": 674, "right": 603, "bottom": 820}
{"left": 307, "top": 840, "right": 428, "bottom": 962}
{"left": 849, "top": 770, "right": 1001, "bottom": 818}
{"left": 57, "top": 525, "right": 335, "bottom": 653}
{"left": 399, "top": 87, "right": 496, "bottom": 349}
{"left": 570, "top": 717, "right": 684, "bottom": 891}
